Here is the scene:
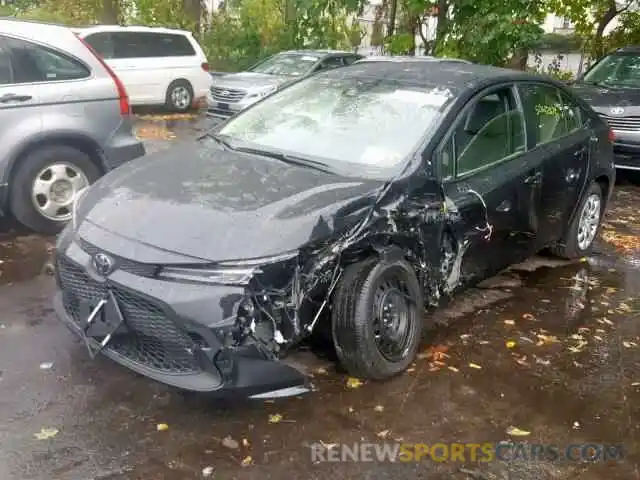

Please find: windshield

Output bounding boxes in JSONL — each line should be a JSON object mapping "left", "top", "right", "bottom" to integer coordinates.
{"left": 218, "top": 74, "right": 455, "bottom": 179}
{"left": 249, "top": 53, "right": 320, "bottom": 77}
{"left": 582, "top": 53, "right": 640, "bottom": 88}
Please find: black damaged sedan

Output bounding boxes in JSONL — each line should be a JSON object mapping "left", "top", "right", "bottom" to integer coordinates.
{"left": 54, "top": 60, "right": 616, "bottom": 398}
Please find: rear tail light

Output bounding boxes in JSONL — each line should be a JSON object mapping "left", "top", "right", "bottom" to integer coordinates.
{"left": 608, "top": 129, "right": 616, "bottom": 143}
{"left": 75, "top": 34, "right": 131, "bottom": 116}
{"left": 201, "top": 62, "right": 209, "bottom": 72}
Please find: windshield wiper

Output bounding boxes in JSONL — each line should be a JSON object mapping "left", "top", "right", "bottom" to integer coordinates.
{"left": 233, "top": 146, "right": 335, "bottom": 174}
{"left": 202, "top": 132, "right": 235, "bottom": 150}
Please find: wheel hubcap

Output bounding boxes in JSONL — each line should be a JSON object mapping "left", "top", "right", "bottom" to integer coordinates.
{"left": 372, "top": 275, "right": 413, "bottom": 362}
{"left": 171, "top": 86, "right": 191, "bottom": 109}
{"left": 31, "top": 163, "right": 88, "bottom": 221}
{"left": 577, "top": 193, "right": 601, "bottom": 251}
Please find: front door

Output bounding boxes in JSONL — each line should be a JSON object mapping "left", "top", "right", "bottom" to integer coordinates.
{"left": 438, "top": 84, "right": 540, "bottom": 288}
{"left": 517, "top": 83, "right": 591, "bottom": 246}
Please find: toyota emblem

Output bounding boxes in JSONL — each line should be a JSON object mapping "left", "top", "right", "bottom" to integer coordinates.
{"left": 92, "top": 253, "right": 115, "bottom": 276}
{"left": 610, "top": 107, "right": 625, "bottom": 115}
{"left": 220, "top": 90, "right": 230, "bottom": 96}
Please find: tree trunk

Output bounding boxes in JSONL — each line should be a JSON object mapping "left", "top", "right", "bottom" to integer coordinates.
{"left": 431, "top": 0, "right": 448, "bottom": 55}
{"left": 593, "top": 0, "right": 618, "bottom": 59}
{"left": 387, "top": 0, "right": 397, "bottom": 37}
{"left": 184, "top": 0, "right": 202, "bottom": 33}
{"left": 100, "top": 0, "right": 119, "bottom": 24}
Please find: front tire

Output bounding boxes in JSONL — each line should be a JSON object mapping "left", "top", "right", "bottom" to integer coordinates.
{"left": 10, "top": 146, "right": 100, "bottom": 234}
{"left": 331, "top": 257, "right": 423, "bottom": 380}
{"left": 165, "top": 79, "right": 194, "bottom": 112}
{"left": 551, "top": 181, "right": 604, "bottom": 259}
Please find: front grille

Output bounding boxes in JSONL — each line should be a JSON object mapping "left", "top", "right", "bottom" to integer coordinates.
{"left": 57, "top": 256, "right": 200, "bottom": 374}
{"left": 210, "top": 86, "right": 246, "bottom": 103}
{"left": 599, "top": 114, "right": 640, "bottom": 131}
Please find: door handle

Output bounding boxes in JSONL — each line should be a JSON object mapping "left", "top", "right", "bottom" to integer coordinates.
{"left": 496, "top": 200, "right": 511, "bottom": 212}
{"left": 524, "top": 171, "right": 542, "bottom": 185}
{"left": 0, "top": 93, "right": 33, "bottom": 103}
{"left": 573, "top": 146, "right": 587, "bottom": 158}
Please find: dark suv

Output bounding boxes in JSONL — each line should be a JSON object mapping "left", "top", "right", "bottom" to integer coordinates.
{"left": 571, "top": 46, "right": 640, "bottom": 171}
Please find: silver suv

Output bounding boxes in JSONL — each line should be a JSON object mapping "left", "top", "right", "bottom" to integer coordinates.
{"left": 0, "top": 19, "right": 145, "bottom": 233}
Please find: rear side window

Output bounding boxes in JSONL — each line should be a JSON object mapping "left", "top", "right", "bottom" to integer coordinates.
{"left": 518, "top": 83, "right": 582, "bottom": 146}
{"left": 0, "top": 40, "right": 12, "bottom": 84}
{"left": 108, "top": 31, "right": 196, "bottom": 59}
{"left": 83, "top": 33, "right": 114, "bottom": 59}
{"left": 4, "top": 37, "right": 90, "bottom": 84}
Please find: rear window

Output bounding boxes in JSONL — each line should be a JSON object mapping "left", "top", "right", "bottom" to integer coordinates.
{"left": 84, "top": 31, "right": 196, "bottom": 59}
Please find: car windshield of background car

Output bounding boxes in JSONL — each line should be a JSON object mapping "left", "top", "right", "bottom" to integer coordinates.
{"left": 582, "top": 53, "right": 640, "bottom": 89}
{"left": 218, "top": 75, "right": 455, "bottom": 179}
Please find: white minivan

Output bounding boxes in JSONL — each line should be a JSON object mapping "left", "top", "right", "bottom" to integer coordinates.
{"left": 75, "top": 26, "right": 212, "bottom": 112}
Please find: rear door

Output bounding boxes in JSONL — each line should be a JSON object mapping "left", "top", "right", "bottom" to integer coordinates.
{"left": 517, "top": 82, "right": 591, "bottom": 246}
{"left": 438, "top": 84, "right": 539, "bottom": 285}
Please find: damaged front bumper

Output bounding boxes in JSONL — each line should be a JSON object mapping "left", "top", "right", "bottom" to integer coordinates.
{"left": 53, "top": 237, "right": 310, "bottom": 398}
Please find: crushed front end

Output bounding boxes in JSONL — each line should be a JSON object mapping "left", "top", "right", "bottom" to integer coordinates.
{"left": 53, "top": 225, "right": 317, "bottom": 398}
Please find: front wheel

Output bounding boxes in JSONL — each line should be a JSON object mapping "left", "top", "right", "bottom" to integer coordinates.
{"left": 10, "top": 146, "right": 100, "bottom": 234}
{"left": 551, "top": 181, "right": 604, "bottom": 259}
{"left": 165, "top": 79, "right": 194, "bottom": 112}
{"left": 331, "top": 258, "right": 423, "bottom": 380}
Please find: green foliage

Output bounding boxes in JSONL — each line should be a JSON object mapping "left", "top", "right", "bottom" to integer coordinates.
{"left": 536, "top": 32, "right": 584, "bottom": 52}
{"left": 385, "top": 33, "right": 414, "bottom": 54}
{"left": 446, "top": 0, "right": 546, "bottom": 66}
{"left": 603, "top": 10, "right": 640, "bottom": 54}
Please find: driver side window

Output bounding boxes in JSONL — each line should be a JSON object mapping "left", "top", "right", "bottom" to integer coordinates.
{"left": 443, "top": 87, "right": 525, "bottom": 178}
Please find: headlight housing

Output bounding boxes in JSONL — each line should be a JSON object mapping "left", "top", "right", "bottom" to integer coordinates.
{"left": 71, "top": 186, "right": 89, "bottom": 231}
{"left": 246, "top": 85, "right": 278, "bottom": 100}
{"left": 157, "top": 250, "right": 298, "bottom": 286}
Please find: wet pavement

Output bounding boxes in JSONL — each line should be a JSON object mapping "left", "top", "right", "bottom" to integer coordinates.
{"left": 1, "top": 112, "right": 640, "bottom": 480}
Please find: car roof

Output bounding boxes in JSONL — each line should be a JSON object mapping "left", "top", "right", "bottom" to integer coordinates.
{"left": 614, "top": 45, "right": 640, "bottom": 53}
{"left": 278, "top": 49, "right": 355, "bottom": 57}
{"left": 323, "top": 60, "right": 547, "bottom": 92}
{"left": 355, "top": 55, "right": 471, "bottom": 64}
{"left": 75, "top": 25, "right": 192, "bottom": 35}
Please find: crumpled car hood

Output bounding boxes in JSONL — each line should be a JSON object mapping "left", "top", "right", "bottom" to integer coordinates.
{"left": 78, "top": 139, "right": 385, "bottom": 262}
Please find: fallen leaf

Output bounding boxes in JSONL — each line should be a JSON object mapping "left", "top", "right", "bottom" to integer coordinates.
{"left": 623, "top": 341, "right": 637, "bottom": 348}
{"left": 632, "top": 382, "right": 640, "bottom": 386}
{"left": 241, "top": 456, "right": 253, "bottom": 467}
{"left": 468, "top": 363, "right": 482, "bottom": 369}
{"left": 568, "top": 341, "right": 588, "bottom": 353}
{"left": 222, "top": 436, "right": 239, "bottom": 449}
{"left": 374, "top": 405, "right": 384, "bottom": 412}
{"left": 478, "top": 340, "right": 490, "bottom": 345}
{"left": 377, "top": 429, "right": 390, "bottom": 439}
{"left": 320, "top": 440, "right": 338, "bottom": 449}
{"left": 407, "top": 368, "right": 416, "bottom": 373}
{"left": 506, "top": 426, "right": 531, "bottom": 437}
{"left": 536, "top": 334, "right": 560, "bottom": 346}
{"left": 268, "top": 414, "right": 283, "bottom": 424}
{"left": 346, "top": 377, "right": 363, "bottom": 389}
{"left": 242, "top": 438, "right": 250, "bottom": 447}
{"left": 522, "top": 313, "right": 536, "bottom": 321}
{"left": 594, "top": 336, "right": 604, "bottom": 341}
{"left": 34, "top": 427, "right": 59, "bottom": 440}
{"left": 506, "top": 340, "right": 516, "bottom": 349}
{"left": 348, "top": 406, "right": 354, "bottom": 413}
{"left": 534, "top": 355, "right": 550, "bottom": 366}
{"left": 515, "top": 355, "right": 529, "bottom": 366}
{"left": 39, "top": 362, "right": 53, "bottom": 370}
{"left": 504, "top": 319, "right": 515, "bottom": 325}
{"left": 156, "top": 423, "right": 169, "bottom": 432}
{"left": 202, "top": 466, "right": 215, "bottom": 477}
{"left": 570, "top": 334, "right": 585, "bottom": 341}
{"left": 448, "top": 366, "right": 459, "bottom": 372}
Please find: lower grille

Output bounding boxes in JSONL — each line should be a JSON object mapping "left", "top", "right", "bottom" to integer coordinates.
{"left": 57, "top": 256, "right": 200, "bottom": 374}
{"left": 599, "top": 114, "right": 640, "bottom": 131}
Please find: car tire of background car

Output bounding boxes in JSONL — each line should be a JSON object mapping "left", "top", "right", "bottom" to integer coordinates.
{"left": 10, "top": 146, "right": 100, "bottom": 235}
{"left": 331, "top": 257, "right": 423, "bottom": 380}
{"left": 551, "top": 181, "right": 604, "bottom": 259}
{"left": 165, "top": 79, "right": 194, "bottom": 112}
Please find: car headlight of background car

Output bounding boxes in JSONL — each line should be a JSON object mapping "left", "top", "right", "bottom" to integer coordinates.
{"left": 246, "top": 85, "right": 278, "bottom": 102}
{"left": 157, "top": 250, "right": 299, "bottom": 286}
